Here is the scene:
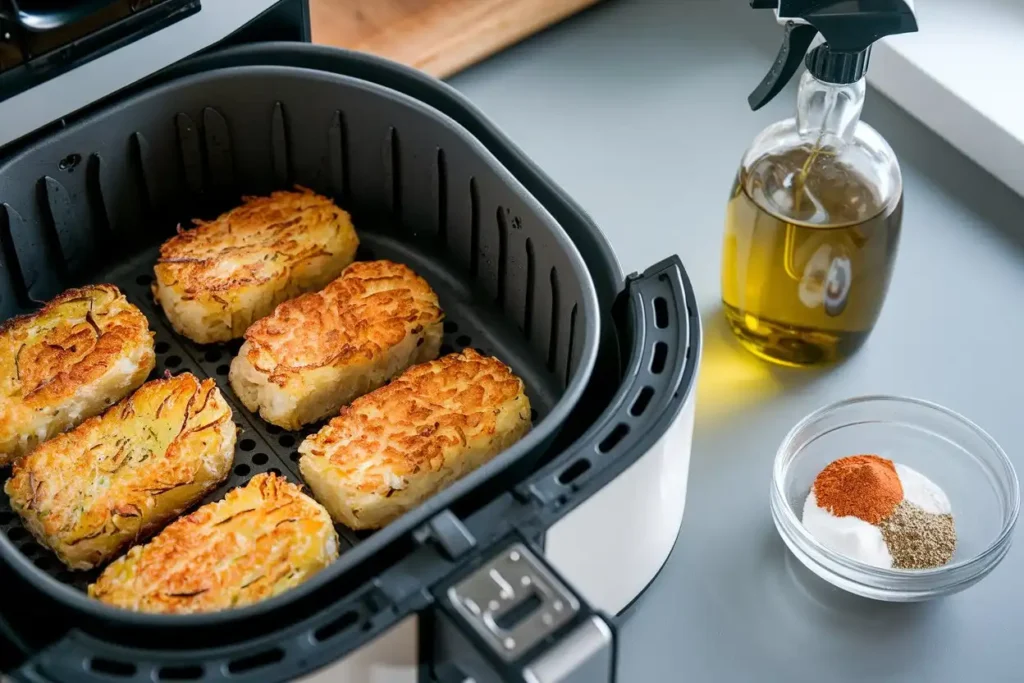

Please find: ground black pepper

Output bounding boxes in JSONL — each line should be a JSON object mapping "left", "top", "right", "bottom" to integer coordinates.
{"left": 878, "top": 501, "right": 957, "bottom": 569}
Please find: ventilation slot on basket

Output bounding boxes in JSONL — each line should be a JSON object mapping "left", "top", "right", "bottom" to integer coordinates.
{"left": 0, "top": 204, "right": 29, "bottom": 310}
{"left": 436, "top": 148, "right": 448, "bottom": 247}
{"left": 523, "top": 237, "right": 535, "bottom": 338}
{"left": 496, "top": 206, "right": 508, "bottom": 310}
{"left": 565, "top": 304, "right": 577, "bottom": 387}
{"left": 89, "top": 658, "right": 136, "bottom": 677}
{"left": 328, "top": 110, "right": 350, "bottom": 202}
{"left": 385, "top": 126, "right": 402, "bottom": 219}
{"left": 630, "top": 386, "right": 654, "bottom": 416}
{"left": 654, "top": 296, "right": 669, "bottom": 329}
{"left": 469, "top": 178, "right": 480, "bottom": 278}
{"left": 5, "top": 200, "right": 61, "bottom": 303}
{"left": 227, "top": 648, "right": 285, "bottom": 674}
{"left": 40, "top": 175, "right": 87, "bottom": 278}
{"left": 651, "top": 342, "right": 668, "bottom": 374}
{"left": 558, "top": 458, "right": 591, "bottom": 485}
{"left": 314, "top": 609, "right": 360, "bottom": 643}
{"left": 129, "top": 132, "right": 154, "bottom": 217}
{"left": 547, "top": 267, "right": 560, "bottom": 373}
{"left": 86, "top": 154, "right": 112, "bottom": 244}
{"left": 598, "top": 424, "right": 629, "bottom": 453}
{"left": 271, "top": 102, "right": 290, "bottom": 186}
{"left": 175, "top": 113, "right": 204, "bottom": 196}
{"left": 203, "top": 107, "right": 234, "bottom": 191}
{"left": 158, "top": 665, "right": 204, "bottom": 681}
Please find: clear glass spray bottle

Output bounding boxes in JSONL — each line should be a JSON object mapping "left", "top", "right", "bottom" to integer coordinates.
{"left": 722, "top": 0, "right": 918, "bottom": 366}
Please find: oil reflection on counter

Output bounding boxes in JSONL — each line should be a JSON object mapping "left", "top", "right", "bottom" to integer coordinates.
{"left": 696, "top": 305, "right": 833, "bottom": 427}
{"left": 696, "top": 307, "right": 783, "bottom": 426}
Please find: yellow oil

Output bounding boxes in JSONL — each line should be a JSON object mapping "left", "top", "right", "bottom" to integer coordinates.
{"left": 721, "top": 146, "right": 903, "bottom": 366}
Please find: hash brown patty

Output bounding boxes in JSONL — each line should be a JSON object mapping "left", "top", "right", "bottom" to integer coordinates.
{"left": 5, "top": 373, "right": 235, "bottom": 570}
{"left": 298, "top": 349, "right": 531, "bottom": 530}
{"left": 152, "top": 187, "right": 358, "bottom": 344}
{"left": 89, "top": 473, "right": 338, "bottom": 614}
{"left": 0, "top": 284, "right": 155, "bottom": 466}
{"left": 229, "top": 260, "right": 443, "bottom": 430}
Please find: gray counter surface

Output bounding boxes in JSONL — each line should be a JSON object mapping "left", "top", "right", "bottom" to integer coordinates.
{"left": 451, "top": 1, "right": 1024, "bottom": 681}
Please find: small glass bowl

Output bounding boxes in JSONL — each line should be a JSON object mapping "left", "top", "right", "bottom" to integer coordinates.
{"left": 771, "top": 395, "right": 1019, "bottom": 601}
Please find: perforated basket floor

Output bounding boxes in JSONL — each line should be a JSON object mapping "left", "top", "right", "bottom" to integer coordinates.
{"left": 0, "top": 228, "right": 558, "bottom": 592}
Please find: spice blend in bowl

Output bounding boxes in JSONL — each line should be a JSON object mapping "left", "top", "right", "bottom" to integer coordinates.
{"left": 773, "top": 396, "right": 1018, "bottom": 601}
{"left": 801, "top": 454, "right": 957, "bottom": 569}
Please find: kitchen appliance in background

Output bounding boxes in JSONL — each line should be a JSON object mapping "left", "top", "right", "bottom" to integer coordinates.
{"left": 0, "top": 1, "right": 700, "bottom": 682}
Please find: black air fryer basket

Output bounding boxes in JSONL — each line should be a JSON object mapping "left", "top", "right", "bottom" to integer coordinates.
{"left": 0, "top": 14, "right": 699, "bottom": 683}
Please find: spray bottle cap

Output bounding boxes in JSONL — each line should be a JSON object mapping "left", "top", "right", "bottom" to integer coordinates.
{"left": 747, "top": 0, "right": 918, "bottom": 111}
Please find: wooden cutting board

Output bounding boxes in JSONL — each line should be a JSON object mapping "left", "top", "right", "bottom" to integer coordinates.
{"left": 309, "top": 0, "right": 601, "bottom": 79}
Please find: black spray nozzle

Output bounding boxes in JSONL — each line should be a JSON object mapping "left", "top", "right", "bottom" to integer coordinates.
{"left": 748, "top": 0, "right": 918, "bottom": 111}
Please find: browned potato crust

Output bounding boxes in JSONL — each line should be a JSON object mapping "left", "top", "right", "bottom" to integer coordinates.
{"left": 5, "top": 373, "right": 235, "bottom": 570}
{"left": 89, "top": 473, "right": 338, "bottom": 614}
{"left": 230, "top": 260, "right": 443, "bottom": 429}
{"left": 0, "top": 284, "right": 155, "bottom": 465}
{"left": 152, "top": 187, "right": 358, "bottom": 343}
{"left": 299, "top": 349, "right": 531, "bottom": 530}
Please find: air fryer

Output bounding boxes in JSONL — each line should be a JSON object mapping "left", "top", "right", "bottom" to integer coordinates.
{"left": 0, "top": 3, "right": 701, "bottom": 682}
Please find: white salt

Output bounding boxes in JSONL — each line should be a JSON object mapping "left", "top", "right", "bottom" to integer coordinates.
{"left": 895, "top": 463, "right": 952, "bottom": 515}
{"left": 801, "top": 490, "right": 894, "bottom": 568}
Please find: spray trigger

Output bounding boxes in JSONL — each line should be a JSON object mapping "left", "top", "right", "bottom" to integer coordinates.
{"left": 747, "top": 21, "right": 818, "bottom": 111}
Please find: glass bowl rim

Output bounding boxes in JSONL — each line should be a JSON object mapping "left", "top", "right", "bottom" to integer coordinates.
{"left": 772, "top": 394, "right": 1020, "bottom": 581}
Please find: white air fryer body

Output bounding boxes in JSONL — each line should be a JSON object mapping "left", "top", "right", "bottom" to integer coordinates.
{"left": 300, "top": 389, "right": 699, "bottom": 682}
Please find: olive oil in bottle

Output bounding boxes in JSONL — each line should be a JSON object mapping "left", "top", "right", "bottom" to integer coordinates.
{"left": 724, "top": 0, "right": 916, "bottom": 367}
{"left": 722, "top": 146, "right": 903, "bottom": 366}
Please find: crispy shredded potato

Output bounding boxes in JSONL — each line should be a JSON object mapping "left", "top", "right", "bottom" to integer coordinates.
{"left": 89, "top": 473, "right": 338, "bottom": 614}
{"left": 230, "top": 260, "right": 443, "bottom": 430}
{"left": 299, "top": 349, "right": 531, "bottom": 530}
{"left": 0, "top": 284, "right": 155, "bottom": 466}
{"left": 5, "top": 373, "right": 235, "bottom": 570}
{"left": 152, "top": 187, "right": 358, "bottom": 343}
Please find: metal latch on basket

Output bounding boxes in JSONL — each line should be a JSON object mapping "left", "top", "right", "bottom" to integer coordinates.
{"left": 440, "top": 542, "right": 614, "bottom": 683}
{"left": 448, "top": 543, "right": 578, "bottom": 661}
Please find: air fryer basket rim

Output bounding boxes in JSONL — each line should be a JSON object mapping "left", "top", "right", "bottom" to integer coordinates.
{"left": 0, "top": 64, "right": 601, "bottom": 626}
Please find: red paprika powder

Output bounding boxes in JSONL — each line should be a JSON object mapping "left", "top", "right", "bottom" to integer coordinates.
{"left": 812, "top": 454, "right": 902, "bottom": 524}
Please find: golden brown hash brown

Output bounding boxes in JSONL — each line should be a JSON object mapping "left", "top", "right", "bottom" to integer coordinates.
{"left": 0, "top": 284, "right": 155, "bottom": 465}
{"left": 152, "top": 187, "right": 359, "bottom": 343}
{"left": 5, "top": 373, "right": 235, "bottom": 570}
{"left": 89, "top": 473, "right": 338, "bottom": 614}
{"left": 299, "top": 348, "right": 531, "bottom": 530}
{"left": 229, "top": 260, "right": 443, "bottom": 429}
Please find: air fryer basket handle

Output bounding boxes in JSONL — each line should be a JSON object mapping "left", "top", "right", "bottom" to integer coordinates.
{"left": 521, "top": 253, "right": 699, "bottom": 514}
